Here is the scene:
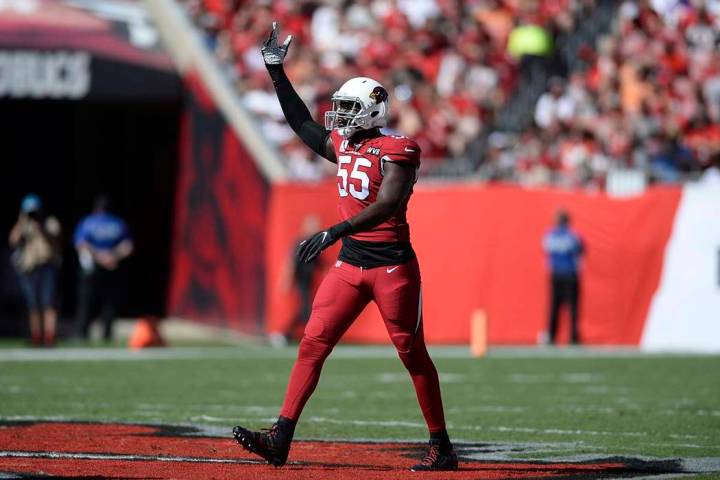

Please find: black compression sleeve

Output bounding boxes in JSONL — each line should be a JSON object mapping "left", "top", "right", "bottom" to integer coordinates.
{"left": 266, "top": 64, "right": 330, "bottom": 158}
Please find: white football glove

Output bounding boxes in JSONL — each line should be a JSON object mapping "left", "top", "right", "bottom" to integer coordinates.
{"left": 261, "top": 21, "right": 293, "bottom": 66}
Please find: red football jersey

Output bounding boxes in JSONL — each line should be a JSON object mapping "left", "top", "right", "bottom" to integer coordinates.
{"left": 330, "top": 130, "right": 421, "bottom": 243}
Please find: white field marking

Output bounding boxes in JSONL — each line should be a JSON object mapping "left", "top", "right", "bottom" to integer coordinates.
{"left": 376, "top": 373, "right": 406, "bottom": 383}
{"left": 558, "top": 405, "right": 624, "bottom": 415}
{"left": 482, "top": 426, "right": 647, "bottom": 437}
{"left": 0, "top": 345, "right": 715, "bottom": 363}
{"left": 130, "top": 404, "right": 281, "bottom": 417}
{"left": 233, "top": 406, "right": 281, "bottom": 414}
{"left": 306, "top": 417, "right": 427, "bottom": 429}
{"left": 189, "top": 415, "right": 245, "bottom": 423}
{"left": 508, "top": 372, "right": 606, "bottom": 384}
{"left": 368, "top": 391, "right": 406, "bottom": 400}
{"left": 375, "top": 372, "right": 466, "bottom": 384}
{"left": 658, "top": 409, "right": 720, "bottom": 417}
{"left": 644, "top": 443, "right": 720, "bottom": 450}
{"left": 0, "top": 347, "right": 246, "bottom": 362}
{"left": 669, "top": 434, "right": 713, "bottom": 440}
{"left": 135, "top": 411, "right": 164, "bottom": 417}
{"left": 558, "top": 373, "right": 605, "bottom": 383}
{"left": 0, "top": 450, "right": 263, "bottom": 465}
{"left": 1, "top": 415, "right": 78, "bottom": 422}
{"left": 447, "top": 405, "right": 528, "bottom": 414}
{"left": 135, "top": 403, "right": 175, "bottom": 411}
{"left": 508, "top": 373, "right": 553, "bottom": 383}
{"left": 464, "top": 425, "right": 648, "bottom": 438}
{"left": 303, "top": 416, "right": 651, "bottom": 437}
{"left": 190, "top": 416, "right": 278, "bottom": 425}
{"left": 439, "top": 373, "right": 466, "bottom": 383}
{"left": 581, "top": 385, "right": 612, "bottom": 394}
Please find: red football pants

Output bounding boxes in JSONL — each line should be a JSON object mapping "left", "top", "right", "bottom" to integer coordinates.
{"left": 279, "top": 258, "right": 447, "bottom": 433}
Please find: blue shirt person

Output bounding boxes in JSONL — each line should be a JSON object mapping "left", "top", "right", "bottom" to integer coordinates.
{"left": 543, "top": 219, "right": 584, "bottom": 276}
{"left": 542, "top": 210, "right": 584, "bottom": 345}
{"left": 73, "top": 196, "right": 133, "bottom": 341}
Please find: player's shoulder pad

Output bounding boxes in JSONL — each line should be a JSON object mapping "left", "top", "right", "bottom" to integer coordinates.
{"left": 378, "top": 135, "right": 421, "bottom": 166}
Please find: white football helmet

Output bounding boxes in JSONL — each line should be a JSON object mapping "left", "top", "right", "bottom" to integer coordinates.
{"left": 325, "top": 77, "right": 390, "bottom": 138}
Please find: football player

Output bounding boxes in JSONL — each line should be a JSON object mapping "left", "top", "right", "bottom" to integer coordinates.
{"left": 233, "top": 23, "right": 457, "bottom": 472}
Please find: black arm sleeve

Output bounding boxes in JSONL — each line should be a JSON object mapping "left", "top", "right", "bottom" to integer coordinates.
{"left": 266, "top": 64, "right": 331, "bottom": 159}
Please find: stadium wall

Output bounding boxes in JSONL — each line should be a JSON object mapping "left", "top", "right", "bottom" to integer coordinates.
{"left": 166, "top": 73, "right": 268, "bottom": 331}
{"left": 266, "top": 182, "right": 718, "bottom": 350}
{"left": 146, "top": 0, "right": 280, "bottom": 331}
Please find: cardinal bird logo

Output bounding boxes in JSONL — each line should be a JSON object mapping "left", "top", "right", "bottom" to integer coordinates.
{"left": 369, "top": 86, "right": 388, "bottom": 104}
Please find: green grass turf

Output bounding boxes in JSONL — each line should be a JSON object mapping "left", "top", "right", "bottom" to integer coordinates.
{"left": 0, "top": 345, "right": 718, "bottom": 462}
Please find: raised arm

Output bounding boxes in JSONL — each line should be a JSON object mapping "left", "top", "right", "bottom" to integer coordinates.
{"left": 262, "top": 22, "right": 335, "bottom": 162}
{"left": 296, "top": 161, "right": 415, "bottom": 263}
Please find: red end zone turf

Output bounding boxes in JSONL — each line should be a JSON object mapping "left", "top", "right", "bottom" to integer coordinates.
{"left": 0, "top": 422, "right": 692, "bottom": 479}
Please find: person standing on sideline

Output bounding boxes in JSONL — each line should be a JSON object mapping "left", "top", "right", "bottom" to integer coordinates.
{"left": 74, "top": 196, "right": 133, "bottom": 341}
{"left": 543, "top": 210, "right": 584, "bottom": 345}
{"left": 8, "top": 194, "right": 62, "bottom": 346}
{"left": 270, "top": 215, "right": 323, "bottom": 348}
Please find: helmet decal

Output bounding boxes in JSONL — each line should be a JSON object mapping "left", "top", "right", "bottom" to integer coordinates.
{"left": 325, "top": 77, "right": 389, "bottom": 137}
{"left": 369, "top": 86, "right": 388, "bottom": 104}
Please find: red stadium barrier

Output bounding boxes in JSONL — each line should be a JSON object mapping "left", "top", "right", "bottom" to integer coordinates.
{"left": 266, "top": 182, "right": 681, "bottom": 345}
{"left": 167, "top": 73, "right": 269, "bottom": 331}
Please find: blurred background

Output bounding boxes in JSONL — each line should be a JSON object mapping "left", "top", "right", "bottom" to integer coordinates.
{"left": 1, "top": 0, "right": 718, "bottom": 351}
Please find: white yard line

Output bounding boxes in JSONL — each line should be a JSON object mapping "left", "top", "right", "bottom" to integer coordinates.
{"left": 0, "top": 345, "right": 715, "bottom": 362}
{"left": 303, "top": 416, "right": 654, "bottom": 438}
{"left": 0, "top": 450, "right": 261, "bottom": 465}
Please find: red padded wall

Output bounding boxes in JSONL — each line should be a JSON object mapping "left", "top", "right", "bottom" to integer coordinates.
{"left": 266, "top": 182, "right": 681, "bottom": 345}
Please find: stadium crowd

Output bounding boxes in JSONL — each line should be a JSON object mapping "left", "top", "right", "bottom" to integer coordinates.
{"left": 182, "top": 0, "right": 719, "bottom": 188}
{"left": 488, "top": 0, "right": 720, "bottom": 188}
{"left": 182, "top": 0, "right": 591, "bottom": 179}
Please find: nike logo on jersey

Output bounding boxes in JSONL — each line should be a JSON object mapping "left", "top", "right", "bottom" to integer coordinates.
{"left": 386, "top": 266, "right": 399, "bottom": 273}
{"left": 404, "top": 147, "right": 415, "bottom": 152}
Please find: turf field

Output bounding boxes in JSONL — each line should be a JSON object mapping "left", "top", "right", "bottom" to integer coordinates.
{"left": 0, "top": 344, "right": 719, "bottom": 479}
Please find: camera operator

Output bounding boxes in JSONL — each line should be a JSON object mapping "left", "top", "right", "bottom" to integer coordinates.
{"left": 8, "top": 194, "right": 62, "bottom": 346}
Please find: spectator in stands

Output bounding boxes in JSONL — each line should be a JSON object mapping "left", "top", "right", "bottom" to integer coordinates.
{"left": 74, "top": 195, "right": 133, "bottom": 342}
{"left": 8, "top": 194, "right": 62, "bottom": 346}
{"left": 181, "top": 0, "right": 532, "bottom": 174}
{"left": 493, "top": 0, "right": 719, "bottom": 187}
{"left": 183, "top": 0, "right": 720, "bottom": 188}
{"left": 543, "top": 210, "right": 584, "bottom": 345}
{"left": 650, "top": 132, "right": 696, "bottom": 183}
{"left": 535, "top": 77, "right": 574, "bottom": 129}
